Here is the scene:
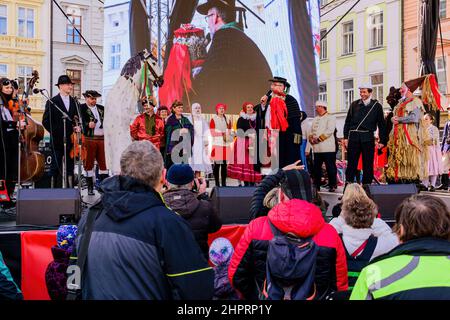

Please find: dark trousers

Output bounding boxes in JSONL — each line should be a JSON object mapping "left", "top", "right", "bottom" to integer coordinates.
{"left": 50, "top": 143, "right": 75, "bottom": 188}
{"left": 346, "top": 137, "right": 375, "bottom": 184}
{"left": 313, "top": 152, "right": 337, "bottom": 189}
{"left": 213, "top": 161, "right": 227, "bottom": 187}
{"left": 0, "top": 130, "right": 18, "bottom": 204}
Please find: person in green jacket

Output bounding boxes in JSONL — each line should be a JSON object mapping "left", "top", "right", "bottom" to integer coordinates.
{"left": 351, "top": 195, "right": 450, "bottom": 300}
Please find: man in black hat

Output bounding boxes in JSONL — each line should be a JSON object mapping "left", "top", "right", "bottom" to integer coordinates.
{"left": 254, "top": 77, "right": 306, "bottom": 170}
{"left": 80, "top": 90, "right": 108, "bottom": 195}
{"left": 193, "top": 0, "right": 272, "bottom": 114}
{"left": 42, "top": 75, "right": 80, "bottom": 188}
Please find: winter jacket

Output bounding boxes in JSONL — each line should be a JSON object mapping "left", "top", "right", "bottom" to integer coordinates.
{"left": 351, "top": 238, "right": 450, "bottom": 300}
{"left": 163, "top": 188, "right": 222, "bottom": 259}
{"left": 45, "top": 246, "right": 71, "bottom": 300}
{"left": 77, "top": 175, "right": 214, "bottom": 300}
{"left": 229, "top": 199, "right": 348, "bottom": 300}
{"left": 130, "top": 113, "right": 165, "bottom": 149}
{"left": 330, "top": 216, "right": 399, "bottom": 260}
{"left": 0, "top": 250, "right": 22, "bottom": 300}
{"left": 306, "top": 112, "right": 337, "bottom": 154}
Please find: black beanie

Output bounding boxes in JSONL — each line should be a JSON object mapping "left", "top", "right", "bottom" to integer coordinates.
{"left": 280, "top": 169, "right": 313, "bottom": 202}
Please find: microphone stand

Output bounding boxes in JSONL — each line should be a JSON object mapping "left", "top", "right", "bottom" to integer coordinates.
{"left": 73, "top": 96, "right": 84, "bottom": 191}
{"left": 41, "top": 90, "right": 72, "bottom": 188}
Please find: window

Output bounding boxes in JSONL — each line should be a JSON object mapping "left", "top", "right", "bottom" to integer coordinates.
{"left": 17, "top": 66, "right": 33, "bottom": 95}
{"left": 0, "top": 5, "right": 7, "bottom": 35}
{"left": 0, "top": 64, "right": 7, "bottom": 77}
{"left": 66, "top": 69, "right": 82, "bottom": 98}
{"left": 440, "top": 0, "right": 446, "bottom": 19}
{"left": 371, "top": 73, "right": 384, "bottom": 104}
{"left": 342, "top": 21, "right": 354, "bottom": 55}
{"left": 18, "top": 7, "right": 34, "bottom": 38}
{"left": 320, "top": 29, "right": 327, "bottom": 60}
{"left": 436, "top": 57, "right": 447, "bottom": 94}
{"left": 319, "top": 83, "right": 327, "bottom": 102}
{"left": 342, "top": 79, "right": 354, "bottom": 110}
{"left": 369, "top": 12, "right": 383, "bottom": 49}
{"left": 110, "top": 44, "right": 121, "bottom": 70}
{"left": 67, "top": 14, "right": 82, "bottom": 44}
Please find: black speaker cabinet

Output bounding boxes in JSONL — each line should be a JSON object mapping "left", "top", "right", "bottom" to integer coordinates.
{"left": 16, "top": 188, "right": 81, "bottom": 226}
{"left": 365, "top": 184, "right": 417, "bottom": 223}
{"left": 210, "top": 186, "right": 256, "bottom": 224}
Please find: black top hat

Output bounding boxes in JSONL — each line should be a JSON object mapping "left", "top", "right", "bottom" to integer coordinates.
{"left": 269, "top": 76, "right": 291, "bottom": 88}
{"left": 82, "top": 90, "right": 102, "bottom": 98}
{"left": 55, "top": 75, "right": 74, "bottom": 86}
{"left": 197, "top": 0, "right": 236, "bottom": 15}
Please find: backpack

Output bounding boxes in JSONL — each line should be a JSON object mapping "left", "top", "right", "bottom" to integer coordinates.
{"left": 260, "top": 221, "right": 318, "bottom": 300}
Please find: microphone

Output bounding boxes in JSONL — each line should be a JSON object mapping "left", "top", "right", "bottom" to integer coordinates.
{"left": 32, "top": 88, "right": 46, "bottom": 94}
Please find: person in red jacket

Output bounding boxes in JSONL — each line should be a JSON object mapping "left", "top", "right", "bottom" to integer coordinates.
{"left": 130, "top": 97, "right": 165, "bottom": 149}
{"left": 228, "top": 169, "right": 348, "bottom": 300}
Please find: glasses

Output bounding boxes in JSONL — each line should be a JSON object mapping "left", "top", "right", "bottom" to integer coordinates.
{"left": 204, "top": 13, "right": 216, "bottom": 22}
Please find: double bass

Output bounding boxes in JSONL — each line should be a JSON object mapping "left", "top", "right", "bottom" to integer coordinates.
{"left": 17, "top": 71, "right": 45, "bottom": 182}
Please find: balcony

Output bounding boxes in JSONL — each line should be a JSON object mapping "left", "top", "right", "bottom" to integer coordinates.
{"left": 0, "top": 35, "right": 43, "bottom": 52}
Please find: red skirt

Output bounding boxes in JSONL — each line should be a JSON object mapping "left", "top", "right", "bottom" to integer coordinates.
{"left": 227, "top": 137, "right": 262, "bottom": 183}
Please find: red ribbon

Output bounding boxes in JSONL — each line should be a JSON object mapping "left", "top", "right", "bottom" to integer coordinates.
{"left": 270, "top": 92, "right": 289, "bottom": 132}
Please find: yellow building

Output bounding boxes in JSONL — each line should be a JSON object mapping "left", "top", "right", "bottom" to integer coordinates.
{"left": 0, "top": 0, "right": 50, "bottom": 122}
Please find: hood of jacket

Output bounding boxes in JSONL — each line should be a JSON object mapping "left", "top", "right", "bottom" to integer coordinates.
{"left": 163, "top": 188, "right": 200, "bottom": 219}
{"left": 99, "top": 175, "right": 165, "bottom": 222}
{"left": 267, "top": 199, "right": 325, "bottom": 238}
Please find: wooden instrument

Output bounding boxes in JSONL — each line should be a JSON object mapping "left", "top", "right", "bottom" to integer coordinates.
{"left": 18, "top": 70, "right": 45, "bottom": 183}
{"left": 70, "top": 115, "right": 86, "bottom": 160}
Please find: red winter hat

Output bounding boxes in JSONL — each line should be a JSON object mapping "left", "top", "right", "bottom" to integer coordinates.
{"left": 242, "top": 101, "right": 254, "bottom": 113}
{"left": 215, "top": 103, "right": 227, "bottom": 113}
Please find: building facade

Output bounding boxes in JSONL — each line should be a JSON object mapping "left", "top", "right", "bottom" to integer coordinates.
{"left": 319, "top": 0, "right": 402, "bottom": 136}
{"left": 403, "top": 0, "right": 449, "bottom": 108}
{"left": 0, "top": 0, "right": 50, "bottom": 120}
{"left": 102, "top": 0, "right": 129, "bottom": 99}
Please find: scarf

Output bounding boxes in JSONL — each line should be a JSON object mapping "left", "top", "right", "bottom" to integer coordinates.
{"left": 270, "top": 91, "right": 289, "bottom": 131}
{"left": 145, "top": 114, "right": 156, "bottom": 136}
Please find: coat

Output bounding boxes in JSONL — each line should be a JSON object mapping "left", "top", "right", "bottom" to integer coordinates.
{"left": 76, "top": 175, "right": 214, "bottom": 300}
{"left": 442, "top": 120, "right": 450, "bottom": 153}
{"left": 0, "top": 250, "right": 23, "bottom": 300}
{"left": 229, "top": 199, "right": 348, "bottom": 300}
{"left": 306, "top": 112, "right": 337, "bottom": 154}
{"left": 0, "top": 105, "right": 18, "bottom": 182}
{"left": 42, "top": 94, "right": 78, "bottom": 150}
{"left": 164, "top": 114, "right": 194, "bottom": 155}
{"left": 80, "top": 103, "right": 105, "bottom": 138}
{"left": 192, "top": 24, "right": 272, "bottom": 114}
{"left": 163, "top": 188, "right": 222, "bottom": 259}
{"left": 130, "top": 113, "right": 165, "bottom": 150}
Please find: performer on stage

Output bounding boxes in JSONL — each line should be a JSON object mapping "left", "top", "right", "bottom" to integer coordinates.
{"left": 188, "top": 103, "right": 212, "bottom": 178}
{"left": 386, "top": 83, "right": 426, "bottom": 184}
{"left": 227, "top": 102, "right": 262, "bottom": 186}
{"left": 439, "top": 106, "right": 450, "bottom": 191}
{"left": 422, "top": 113, "right": 443, "bottom": 191}
{"left": 343, "top": 84, "right": 387, "bottom": 185}
{"left": 130, "top": 96, "right": 165, "bottom": 149}
{"left": 43, "top": 75, "right": 80, "bottom": 188}
{"left": 306, "top": 100, "right": 337, "bottom": 192}
{"left": 157, "top": 105, "right": 169, "bottom": 123}
{"left": 80, "top": 90, "right": 109, "bottom": 195}
{"left": 0, "top": 79, "right": 25, "bottom": 209}
{"left": 210, "top": 103, "right": 233, "bottom": 186}
{"left": 164, "top": 100, "right": 194, "bottom": 169}
{"left": 255, "top": 77, "right": 305, "bottom": 170}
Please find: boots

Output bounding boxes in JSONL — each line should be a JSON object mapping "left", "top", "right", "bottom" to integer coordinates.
{"left": 437, "top": 174, "right": 449, "bottom": 191}
{"left": 87, "top": 177, "right": 95, "bottom": 196}
{"left": 98, "top": 174, "right": 109, "bottom": 183}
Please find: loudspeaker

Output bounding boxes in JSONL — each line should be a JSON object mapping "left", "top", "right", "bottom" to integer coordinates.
{"left": 365, "top": 184, "right": 417, "bottom": 223}
{"left": 16, "top": 188, "right": 81, "bottom": 226}
{"left": 210, "top": 186, "right": 256, "bottom": 224}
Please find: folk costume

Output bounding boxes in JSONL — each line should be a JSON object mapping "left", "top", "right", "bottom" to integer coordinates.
{"left": 210, "top": 104, "right": 233, "bottom": 187}
{"left": 80, "top": 90, "right": 109, "bottom": 195}
{"left": 130, "top": 98, "right": 165, "bottom": 150}
{"left": 187, "top": 110, "right": 212, "bottom": 175}
{"left": 422, "top": 124, "right": 443, "bottom": 189}
{"left": 440, "top": 114, "right": 450, "bottom": 190}
{"left": 227, "top": 103, "right": 262, "bottom": 185}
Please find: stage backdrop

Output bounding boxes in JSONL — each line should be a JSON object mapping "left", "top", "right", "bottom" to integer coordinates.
{"left": 129, "top": 0, "right": 320, "bottom": 115}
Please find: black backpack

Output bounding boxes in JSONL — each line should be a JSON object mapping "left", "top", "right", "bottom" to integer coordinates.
{"left": 260, "top": 221, "right": 318, "bottom": 300}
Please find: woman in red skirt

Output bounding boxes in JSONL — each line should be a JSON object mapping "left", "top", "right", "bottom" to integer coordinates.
{"left": 227, "top": 102, "right": 262, "bottom": 186}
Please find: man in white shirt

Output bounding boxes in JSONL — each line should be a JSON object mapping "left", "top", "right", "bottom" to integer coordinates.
{"left": 42, "top": 75, "right": 81, "bottom": 188}
{"left": 80, "top": 90, "right": 108, "bottom": 195}
{"left": 306, "top": 101, "right": 337, "bottom": 192}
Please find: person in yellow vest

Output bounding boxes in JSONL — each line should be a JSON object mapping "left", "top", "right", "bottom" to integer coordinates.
{"left": 306, "top": 100, "right": 337, "bottom": 192}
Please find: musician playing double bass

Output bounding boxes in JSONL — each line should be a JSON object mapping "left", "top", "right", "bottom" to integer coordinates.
{"left": 42, "top": 75, "right": 80, "bottom": 188}
{"left": 80, "top": 90, "right": 108, "bottom": 195}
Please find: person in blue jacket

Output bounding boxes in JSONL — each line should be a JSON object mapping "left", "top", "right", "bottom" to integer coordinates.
{"left": 0, "top": 250, "right": 23, "bottom": 300}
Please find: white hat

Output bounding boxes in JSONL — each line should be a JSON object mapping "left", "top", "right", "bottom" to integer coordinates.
{"left": 358, "top": 84, "right": 373, "bottom": 90}
{"left": 315, "top": 100, "right": 328, "bottom": 108}
{"left": 413, "top": 88, "right": 422, "bottom": 96}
